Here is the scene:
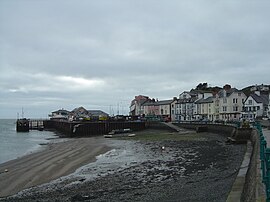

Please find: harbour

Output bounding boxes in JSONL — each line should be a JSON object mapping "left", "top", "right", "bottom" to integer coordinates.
{"left": 16, "top": 118, "right": 146, "bottom": 137}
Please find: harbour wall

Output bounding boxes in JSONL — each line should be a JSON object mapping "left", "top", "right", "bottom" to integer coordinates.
{"left": 44, "top": 120, "right": 146, "bottom": 137}
{"left": 173, "top": 122, "right": 235, "bottom": 136}
{"left": 240, "top": 129, "right": 262, "bottom": 202}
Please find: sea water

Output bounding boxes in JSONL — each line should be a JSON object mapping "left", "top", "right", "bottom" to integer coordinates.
{"left": 0, "top": 119, "right": 57, "bottom": 164}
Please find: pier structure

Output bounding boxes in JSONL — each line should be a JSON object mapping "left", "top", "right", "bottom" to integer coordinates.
{"left": 29, "top": 120, "right": 45, "bottom": 131}
{"left": 44, "top": 120, "right": 146, "bottom": 137}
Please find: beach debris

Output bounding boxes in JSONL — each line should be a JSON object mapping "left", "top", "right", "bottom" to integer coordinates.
{"left": 0, "top": 169, "right": 9, "bottom": 174}
{"left": 161, "top": 146, "right": 165, "bottom": 150}
{"left": 104, "top": 130, "right": 136, "bottom": 138}
{"left": 79, "top": 178, "right": 86, "bottom": 182}
{"left": 71, "top": 194, "right": 90, "bottom": 201}
{"left": 73, "top": 124, "right": 82, "bottom": 133}
{"left": 104, "top": 134, "right": 113, "bottom": 138}
{"left": 108, "top": 128, "right": 132, "bottom": 135}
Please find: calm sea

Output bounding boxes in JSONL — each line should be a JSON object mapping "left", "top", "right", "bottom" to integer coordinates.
{"left": 0, "top": 119, "right": 57, "bottom": 164}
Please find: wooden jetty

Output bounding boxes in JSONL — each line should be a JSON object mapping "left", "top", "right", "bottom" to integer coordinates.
{"left": 29, "top": 120, "right": 45, "bottom": 131}
{"left": 16, "top": 119, "right": 46, "bottom": 132}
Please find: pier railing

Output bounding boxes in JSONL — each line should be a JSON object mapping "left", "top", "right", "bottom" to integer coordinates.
{"left": 255, "top": 122, "right": 270, "bottom": 202}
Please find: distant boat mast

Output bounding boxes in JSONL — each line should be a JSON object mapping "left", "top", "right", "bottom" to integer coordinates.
{"left": 22, "top": 107, "right": 24, "bottom": 119}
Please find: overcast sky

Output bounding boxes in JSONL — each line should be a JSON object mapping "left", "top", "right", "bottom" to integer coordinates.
{"left": 1, "top": 0, "right": 270, "bottom": 118}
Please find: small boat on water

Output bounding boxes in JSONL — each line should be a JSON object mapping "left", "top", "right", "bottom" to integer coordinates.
{"left": 16, "top": 118, "right": 30, "bottom": 132}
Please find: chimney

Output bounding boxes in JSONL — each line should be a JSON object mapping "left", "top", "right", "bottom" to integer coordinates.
{"left": 223, "top": 84, "right": 231, "bottom": 91}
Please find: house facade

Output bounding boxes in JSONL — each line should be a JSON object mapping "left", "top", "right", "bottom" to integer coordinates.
{"left": 218, "top": 87, "right": 246, "bottom": 121}
{"left": 129, "top": 84, "right": 269, "bottom": 122}
{"left": 170, "top": 98, "right": 178, "bottom": 122}
{"left": 242, "top": 91, "right": 270, "bottom": 120}
{"left": 49, "top": 109, "right": 70, "bottom": 120}
{"left": 142, "top": 100, "right": 159, "bottom": 116}
{"left": 196, "top": 96, "right": 216, "bottom": 121}
{"left": 130, "top": 95, "right": 152, "bottom": 116}
{"left": 175, "top": 92, "right": 198, "bottom": 121}
{"left": 141, "top": 99, "right": 173, "bottom": 120}
{"left": 158, "top": 100, "right": 173, "bottom": 118}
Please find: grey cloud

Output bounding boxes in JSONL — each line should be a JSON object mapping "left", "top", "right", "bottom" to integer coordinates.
{"left": 1, "top": 0, "right": 270, "bottom": 118}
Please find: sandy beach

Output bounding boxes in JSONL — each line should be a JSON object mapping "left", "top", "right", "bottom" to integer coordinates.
{"left": 0, "top": 136, "right": 111, "bottom": 197}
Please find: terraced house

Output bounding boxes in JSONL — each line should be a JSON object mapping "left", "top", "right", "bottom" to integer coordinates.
{"left": 218, "top": 85, "right": 246, "bottom": 121}
{"left": 141, "top": 99, "right": 173, "bottom": 120}
{"left": 242, "top": 85, "right": 270, "bottom": 120}
{"left": 130, "top": 84, "right": 269, "bottom": 122}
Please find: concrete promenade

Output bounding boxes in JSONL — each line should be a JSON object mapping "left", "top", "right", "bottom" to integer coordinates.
{"left": 263, "top": 127, "right": 270, "bottom": 145}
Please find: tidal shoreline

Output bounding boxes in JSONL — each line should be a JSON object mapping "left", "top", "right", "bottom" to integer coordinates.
{"left": 0, "top": 129, "right": 246, "bottom": 202}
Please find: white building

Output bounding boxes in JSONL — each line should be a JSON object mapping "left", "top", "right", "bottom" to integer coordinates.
{"left": 49, "top": 109, "right": 70, "bottom": 120}
{"left": 196, "top": 96, "right": 216, "bottom": 121}
{"left": 218, "top": 87, "right": 246, "bottom": 121}
{"left": 242, "top": 91, "right": 270, "bottom": 120}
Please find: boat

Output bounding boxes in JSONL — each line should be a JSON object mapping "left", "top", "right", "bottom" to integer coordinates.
{"left": 104, "top": 133, "right": 136, "bottom": 138}
{"left": 104, "top": 128, "right": 136, "bottom": 138}
{"left": 16, "top": 118, "right": 30, "bottom": 132}
{"left": 108, "top": 128, "right": 132, "bottom": 135}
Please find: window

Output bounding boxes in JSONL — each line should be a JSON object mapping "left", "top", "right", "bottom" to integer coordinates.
{"left": 223, "top": 106, "right": 227, "bottom": 111}
{"left": 172, "top": 110, "right": 174, "bottom": 115}
{"left": 223, "top": 98, "right": 227, "bottom": 103}
{"left": 233, "top": 106, "right": 238, "bottom": 111}
{"left": 248, "top": 100, "right": 252, "bottom": 105}
{"left": 233, "top": 98, "right": 238, "bottom": 104}
{"left": 238, "top": 93, "right": 241, "bottom": 96}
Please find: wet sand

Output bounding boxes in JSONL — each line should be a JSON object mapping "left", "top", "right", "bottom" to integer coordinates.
{"left": 0, "top": 136, "right": 110, "bottom": 197}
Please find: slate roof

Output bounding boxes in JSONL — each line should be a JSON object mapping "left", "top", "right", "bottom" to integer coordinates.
{"left": 250, "top": 93, "right": 269, "bottom": 105}
{"left": 195, "top": 96, "right": 214, "bottom": 104}
{"left": 218, "top": 88, "right": 240, "bottom": 98}
{"left": 52, "top": 109, "right": 70, "bottom": 114}
{"left": 88, "top": 110, "right": 109, "bottom": 116}
{"left": 142, "top": 99, "right": 173, "bottom": 106}
{"left": 178, "top": 97, "right": 197, "bottom": 104}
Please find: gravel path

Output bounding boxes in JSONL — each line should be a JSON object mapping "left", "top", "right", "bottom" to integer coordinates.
{"left": 1, "top": 130, "right": 246, "bottom": 202}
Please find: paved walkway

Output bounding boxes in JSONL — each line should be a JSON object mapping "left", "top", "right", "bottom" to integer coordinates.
{"left": 263, "top": 128, "right": 270, "bottom": 146}
{"left": 162, "top": 122, "right": 194, "bottom": 134}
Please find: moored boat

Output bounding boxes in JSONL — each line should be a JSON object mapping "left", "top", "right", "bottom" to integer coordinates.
{"left": 16, "top": 118, "right": 30, "bottom": 132}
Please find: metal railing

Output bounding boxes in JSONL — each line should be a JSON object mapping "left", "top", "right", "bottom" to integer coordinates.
{"left": 255, "top": 122, "right": 270, "bottom": 201}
